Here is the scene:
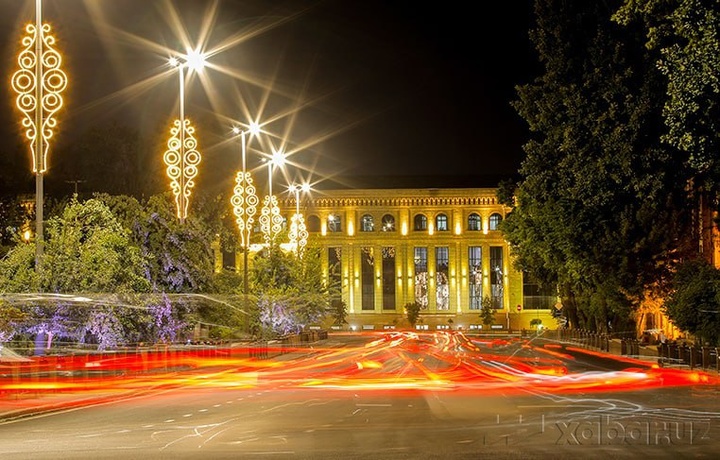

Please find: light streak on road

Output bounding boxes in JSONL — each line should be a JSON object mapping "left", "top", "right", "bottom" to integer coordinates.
{"left": 2, "top": 331, "right": 718, "bottom": 414}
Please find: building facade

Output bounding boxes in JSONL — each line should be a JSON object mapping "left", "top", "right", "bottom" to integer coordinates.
{"left": 275, "top": 187, "right": 557, "bottom": 332}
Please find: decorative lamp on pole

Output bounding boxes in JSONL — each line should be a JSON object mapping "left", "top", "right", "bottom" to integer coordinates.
{"left": 259, "top": 149, "right": 286, "bottom": 246}
{"left": 287, "top": 183, "right": 310, "bottom": 256}
{"left": 164, "top": 51, "right": 205, "bottom": 223}
{"left": 12, "top": 0, "right": 67, "bottom": 269}
{"left": 230, "top": 122, "right": 261, "bottom": 296}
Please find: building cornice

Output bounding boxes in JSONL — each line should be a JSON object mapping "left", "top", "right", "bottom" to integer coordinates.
{"left": 280, "top": 188, "right": 499, "bottom": 208}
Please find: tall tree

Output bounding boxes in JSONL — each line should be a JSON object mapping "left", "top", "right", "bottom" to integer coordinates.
{"left": 614, "top": 0, "right": 720, "bottom": 339}
{"left": 616, "top": 0, "right": 720, "bottom": 190}
{"left": 135, "top": 193, "right": 215, "bottom": 293}
{"left": 251, "top": 242, "right": 333, "bottom": 337}
{"left": 504, "top": 0, "right": 693, "bottom": 332}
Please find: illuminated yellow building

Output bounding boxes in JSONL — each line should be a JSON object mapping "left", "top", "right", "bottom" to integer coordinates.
{"left": 276, "top": 186, "right": 557, "bottom": 332}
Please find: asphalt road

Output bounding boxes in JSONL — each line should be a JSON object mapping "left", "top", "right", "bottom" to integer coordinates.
{"left": 1, "top": 332, "right": 719, "bottom": 459}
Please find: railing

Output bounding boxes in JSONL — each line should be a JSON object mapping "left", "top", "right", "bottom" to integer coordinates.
{"left": 657, "top": 343, "right": 720, "bottom": 372}
{"left": 548, "top": 329, "right": 720, "bottom": 373}
{"left": 554, "top": 328, "right": 611, "bottom": 352}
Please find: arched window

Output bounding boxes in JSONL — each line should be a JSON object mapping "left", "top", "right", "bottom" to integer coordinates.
{"left": 328, "top": 214, "right": 342, "bottom": 233}
{"left": 489, "top": 213, "right": 503, "bottom": 231}
{"left": 307, "top": 215, "right": 321, "bottom": 233}
{"left": 381, "top": 214, "right": 395, "bottom": 232}
{"left": 435, "top": 213, "right": 448, "bottom": 231}
{"left": 414, "top": 214, "right": 427, "bottom": 231}
{"left": 468, "top": 213, "right": 481, "bottom": 231}
{"left": 361, "top": 214, "right": 374, "bottom": 232}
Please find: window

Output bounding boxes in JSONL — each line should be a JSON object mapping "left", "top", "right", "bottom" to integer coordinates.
{"left": 328, "top": 214, "right": 342, "bottom": 233}
{"left": 381, "top": 214, "right": 395, "bottom": 232}
{"left": 361, "top": 214, "right": 374, "bottom": 232}
{"left": 414, "top": 247, "right": 428, "bottom": 309}
{"left": 307, "top": 215, "right": 321, "bottom": 233}
{"left": 490, "top": 246, "right": 504, "bottom": 308}
{"left": 361, "top": 247, "right": 375, "bottom": 310}
{"left": 468, "top": 246, "right": 482, "bottom": 310}
{"left": 436, "top": 214, "right": 448, "bottom": 231}
{"left": 414, "top": 214, "right": 427, "bottom": 231}
{"left": 468, "top": 213, "right": 481, "bottom": 231}
{"left": 328, "top": 247, "right": 342, "bottom": 302}
{"left": 489, "top": 213, "right": 503, "bottom": 231}
{"left": 436, "top": 247, "right": 449, "bottom": 310}
{"left": 382, "top": 247, "right": 395, "bottom": 310}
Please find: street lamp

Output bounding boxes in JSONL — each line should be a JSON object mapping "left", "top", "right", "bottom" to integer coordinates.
{"left": 12, "top": 0, "right": 67, "bottom": 269}
{"left": 287, "top": 183, "right": 310, "bottom": 256}
{"left": 230, "top": 122, "right": 261, "bottom": 297}
{"left": 164, "top": 51, "right": 205, "bottom": 223}
{"left": 259, "top": 149, "right": 286, "bottom": 246}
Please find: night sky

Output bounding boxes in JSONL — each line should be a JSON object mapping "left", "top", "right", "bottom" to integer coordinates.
{"left": 0, "top": 0, "right": 537, "bottom": 193}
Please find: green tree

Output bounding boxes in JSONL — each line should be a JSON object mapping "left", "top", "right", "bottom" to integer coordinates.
{"left": 504, "top": 0, "right": 694, "bottom": 333}
{"left": 135, "top": 193, "right": 215, "bottom": 293}
{"left": 251, "top": 242, "right": 333, "bottom": 338}
{"left": 0, "top": 195, "right": 31, "bottom": 257}
{"left": 0, "top": 301, "right": 26, "bottom": 342}
{"left": 663, "top": 259, "right": 720, "bottom": 345}
{"left": 42, "top": 197, "right": 150, "bottom": 294}
{"left": 328, "top": 299, "right": 348, "bottom": 327}
{"left": 480, "top": 297, "right": 495, "bottom": 329}
{"left": 0, "top": 197, "right": 150, "bottom": 294}
{"left": 404, "top": 301, "right": 422, "bottom": 328}
{"left": 615, "top": 0, "right": 720, "bottom": 190}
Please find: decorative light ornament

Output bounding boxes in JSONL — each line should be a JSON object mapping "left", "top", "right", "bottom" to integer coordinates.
{"left": 260, "top": 195, "right": 283, "bottom": 245}
{"left": 231, "top": 170, "right": 258, "bottom": 248}
{"left": 259, "top": 150, "right": 286, "bottom": 245}
{"left": 230, "top": 124, "right": 260, "bottom": 297}
{"left": 164, "top": 117, "right": 200, "bottom": 220}
{"left": 12, "top": 19, "right": 67, "bottom": 173}
{"left": 288, "top": 184, "right": 310, "bottom": 255}
{"left": 12, "top": 0, "right": 68, "bottom": 269}
{"left": 164, "top": 55, "right": 204, "bottom": 222}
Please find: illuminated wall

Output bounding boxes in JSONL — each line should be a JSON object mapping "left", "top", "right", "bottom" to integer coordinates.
{"left": 276, "top": 187, "right": 557, "bottom": 331}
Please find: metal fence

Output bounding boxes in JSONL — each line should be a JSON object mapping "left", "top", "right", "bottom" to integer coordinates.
{"left": 552, "top": 328, "right": 611, "bottom": 352}
{"left": 546, "top": 328, "right": 720, "bottom": 373}
{"left": 657, "top": 343, "right": 720, "bottom": 372}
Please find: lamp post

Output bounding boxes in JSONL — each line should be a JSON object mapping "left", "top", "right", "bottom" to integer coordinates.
{"left": 164, "top": 51, "right": 205, "bottom": 223}
{"left": 287, "top": 183, "right": 310, "bottom": 256}
{"left": 12, "top": 0, "right": 67, "bottom": 270}
{"left": 259, "top": 149, "right": 286, "bottom": 246}
{"left": 230, "top": 122, "right": 261, "bottom": 297}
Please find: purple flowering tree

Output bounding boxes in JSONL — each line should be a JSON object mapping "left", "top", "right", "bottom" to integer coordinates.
{"left": 257, "top": 293, "right": 302, "bottom": 337}
{"left": 83, "top": 307, "right": 124, "bottom": 350}
{"left": 148, "top": 294, "right": 188, "bottom": 343}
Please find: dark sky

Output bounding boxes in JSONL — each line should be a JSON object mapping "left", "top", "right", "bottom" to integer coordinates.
{"left": 0, "top": 0, "right": 538, "bottom": 193}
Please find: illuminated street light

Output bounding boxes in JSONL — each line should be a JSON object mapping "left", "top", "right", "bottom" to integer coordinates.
{"left": 259, "top": 149, "right": 286, "bottom": 246}
{"left": 230, "top": 122, "right": 261, "bottom": 297}
{"left": 12, "top": 0, "right": 68, "bottom": 269}
{"left": 163, "top": 50, "right": 206, "bottom": 223}
{"left": 287, "top": 183, "right": 310, "bottom": 256}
